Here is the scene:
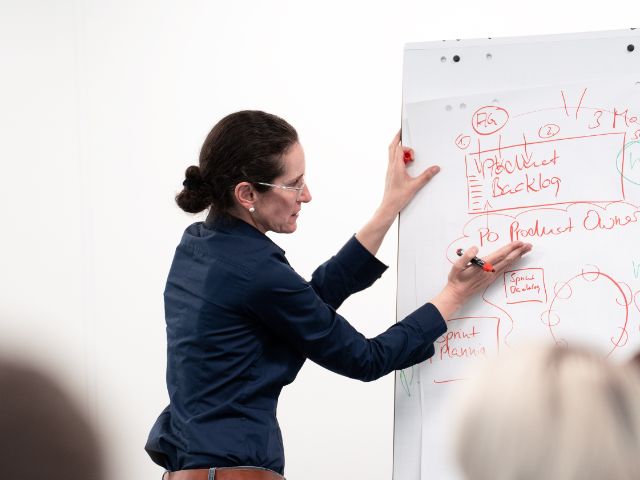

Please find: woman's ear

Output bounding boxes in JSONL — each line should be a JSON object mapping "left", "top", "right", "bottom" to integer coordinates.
{"left": 234, "top": 182, "right": 256, "bottom": 211}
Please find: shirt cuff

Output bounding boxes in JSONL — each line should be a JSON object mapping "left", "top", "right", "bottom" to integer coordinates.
{"left": 406, "top": 302, "right": 447, "bottom": 343}
{"left": 333, "top": 235, "right": 388, "bottom": 280}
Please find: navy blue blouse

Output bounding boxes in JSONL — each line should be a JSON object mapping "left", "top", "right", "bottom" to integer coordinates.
{"left": 145, "top": 216, "right": 446, "bottom": 474}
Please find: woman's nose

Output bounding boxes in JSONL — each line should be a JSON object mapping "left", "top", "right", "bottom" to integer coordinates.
{"left": 300, "top": 183, "right": 312, "bottom": 203}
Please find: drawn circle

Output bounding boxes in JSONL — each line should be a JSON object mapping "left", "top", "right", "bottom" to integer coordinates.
{"left": 615, "top": 282, "right": 633, "bottom": 307}
{"left": 546, "top": 271, "right": 629, "bottom": 358}
{"left": 628, "top": 44, "right": 635, "bottom": 52}
{"left": 553, "top": 281, "right": 573, "bottom": 300}
{"left": 453, "top": 55, "right": 461, "bottom": 62}
{"left": 538, "top": 123, "right": 560, "bottom": 139}
{"left": 455, "top": 134, "right": 471, "bottom": 149}
{"left": 471, "top": 105, "right": 509, "bottom": 135}
{"left": 611, "top": 327, "right": 629, "bottom": 347}
{"left": 486, "top": 53, "right": 493, "bottom": 60}
{"left": 615, "top": 140, "right": 640, "bottom": 185}
{"left": 581, "top": 265, "right": 601, "bottom": 282}
{"left": 540, "top": 309, "right": 561, "bottom": 327}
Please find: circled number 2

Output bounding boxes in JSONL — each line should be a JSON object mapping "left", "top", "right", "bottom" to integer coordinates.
{"left": 538, "top": 123, "right": 560, "bottom": 139}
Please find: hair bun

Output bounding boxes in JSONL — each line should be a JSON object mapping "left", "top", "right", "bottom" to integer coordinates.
{"left": 182, "top": 165, "right": 204, "bottom": 190}
{"left": 176, "top": 165, "right": 212, "bottom": 214}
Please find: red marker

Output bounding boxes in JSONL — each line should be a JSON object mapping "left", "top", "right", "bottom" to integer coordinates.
{"left": 403, "top": 150, "right": 412, "bottom": 164}
{"left": 456, "top": 248, "right": 495, "bottom": 272}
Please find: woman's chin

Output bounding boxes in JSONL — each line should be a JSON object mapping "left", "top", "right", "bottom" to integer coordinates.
{"left": 283, "top": 219, "right": 298, "bottom": 233}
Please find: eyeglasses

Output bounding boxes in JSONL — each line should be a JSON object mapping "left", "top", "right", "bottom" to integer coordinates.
{"left": 253, "top": 179, "right": 306, "bottom": 200}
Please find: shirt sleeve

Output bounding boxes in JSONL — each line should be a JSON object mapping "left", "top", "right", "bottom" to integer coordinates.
{"left": 246, "top": 253, "right": 447, "bottom": 382}
{"left": 309, "top": 235, "right": 388, "bottom": 309}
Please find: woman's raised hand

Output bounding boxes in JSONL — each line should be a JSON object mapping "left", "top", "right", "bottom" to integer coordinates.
{"left": 355, "top": 130, "right": 441, "bottom": 256}
{"left": 380, "top": 130, "right": 440, "bottom": 216}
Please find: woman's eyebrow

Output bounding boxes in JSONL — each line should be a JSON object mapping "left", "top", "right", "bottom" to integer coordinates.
{"left": 285, "top": 173, "right": 304, "bottom": 185}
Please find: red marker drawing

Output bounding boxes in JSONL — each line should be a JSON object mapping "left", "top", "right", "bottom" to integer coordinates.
{"left": 403, "top": 150, "right": 412, "bottom": 164}
{"left": 456, "top": 248, "right": 495, "bottom": 272}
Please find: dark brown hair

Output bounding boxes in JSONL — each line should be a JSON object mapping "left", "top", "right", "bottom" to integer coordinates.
{"left": 176, "top": 110, "right": 299, "bottom": 216}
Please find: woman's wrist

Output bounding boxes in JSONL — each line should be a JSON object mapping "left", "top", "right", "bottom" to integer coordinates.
{"left": 371, "top": 203, "right": 398, "bottom": 231}
{"left": 430, "top": 286, "right": 465, "bottom": 320}
{"left": 355, "top": 204, "right": 398, "bottom": 256}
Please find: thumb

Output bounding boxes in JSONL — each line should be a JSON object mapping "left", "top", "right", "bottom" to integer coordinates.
{"left": 416, "top": 165, "right": 441, "bottom": 187}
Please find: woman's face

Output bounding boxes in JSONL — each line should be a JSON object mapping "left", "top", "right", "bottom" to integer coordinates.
{"left": 252, "top": 142, "right": 312, "bottom": 234}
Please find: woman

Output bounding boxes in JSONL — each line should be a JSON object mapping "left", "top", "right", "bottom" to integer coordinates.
{"left": 453, "top": 344, "right": 640, "bottom": 480}
{"left": 145, "top": 110, "right": 531, "bottom": 479}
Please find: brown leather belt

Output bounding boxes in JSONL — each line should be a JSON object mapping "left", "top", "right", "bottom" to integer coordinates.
{"left": 163, "top": 467, "right": 285, "bottom": 480}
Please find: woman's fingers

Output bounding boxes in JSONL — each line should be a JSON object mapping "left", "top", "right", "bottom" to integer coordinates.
{"left": 416, "top": 165, "right": 440, "bottom": 187}
{"left": 389, "top": 130, "right": 401, "bottom": 154}
{"left": 483, "top": 241, "right": 525, "bottom": 264}
{"left": 451, "top": 246, "right": 480, "bottom": 276}
{"left": 455, "top": 241, "right": 532, "bottom": 279}
{"left": 489, "top": 242, "right": 533, "bottom": 273}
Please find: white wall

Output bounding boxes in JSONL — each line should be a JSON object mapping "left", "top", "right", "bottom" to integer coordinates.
{"left": 1, "top": 1, "right": 636, "bottom": 479}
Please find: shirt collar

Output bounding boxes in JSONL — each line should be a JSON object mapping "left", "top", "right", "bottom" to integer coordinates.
{"left": 203, "top": 212, "right": 285, "bottom": 254}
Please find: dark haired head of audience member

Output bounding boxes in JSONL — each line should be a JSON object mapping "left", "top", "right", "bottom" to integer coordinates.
{"left": 0, "top": 358, "right": 104, "bottom": 480}
{"left": 453, "top": 344, "right": 640, "bottom": 480}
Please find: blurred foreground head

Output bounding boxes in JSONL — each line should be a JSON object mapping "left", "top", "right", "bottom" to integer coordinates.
{"left": 454, "top": 344, "right": 640, "bottom": 480}
{"left": 0, "top": 359, "right": 104, "bottom": 480}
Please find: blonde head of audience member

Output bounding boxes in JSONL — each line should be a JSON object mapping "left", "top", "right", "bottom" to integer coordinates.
{"left": 0, "top": 358, "right": 104, "bottom": 480}
{"left": 454, "top": 344, "right": 640, "bottom": 480}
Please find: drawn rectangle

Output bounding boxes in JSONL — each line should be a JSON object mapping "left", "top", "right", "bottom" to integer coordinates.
{"left": 503, "top": 267, "right": 547, "bottom": 304}
{"left": 466, "top": 133, "right": 625, "bottom": 214}
{"left": 427, "top": 316, "right": 500, "bottom": 384}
